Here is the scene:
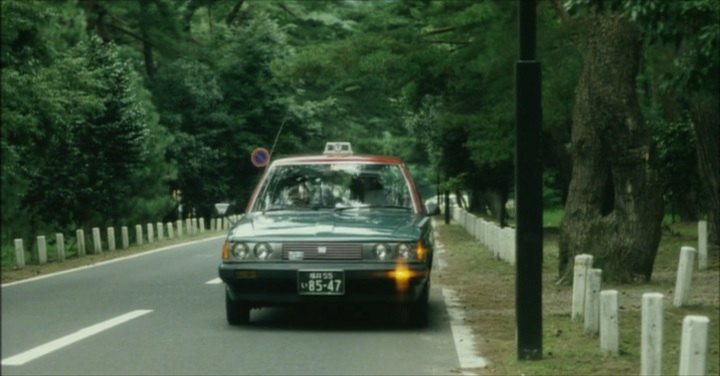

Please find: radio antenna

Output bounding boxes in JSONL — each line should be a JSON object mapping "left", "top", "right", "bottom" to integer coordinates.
{"left": 270, "top": 109, "right": 290, "bottom": 156}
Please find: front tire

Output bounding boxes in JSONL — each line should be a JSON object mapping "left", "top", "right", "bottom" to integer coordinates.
{"left": 399, "top": 282, "right": 429, "bottom": 328}
{"left": 226, "top": 291, "right": 250, "bottom": 325}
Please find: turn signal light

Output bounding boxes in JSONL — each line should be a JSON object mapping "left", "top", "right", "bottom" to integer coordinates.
{"left": 222, "top": 241, "right": 231, "bottom": 261}
{"left": 416, "top": 240, "right": 427, "bottom": 262}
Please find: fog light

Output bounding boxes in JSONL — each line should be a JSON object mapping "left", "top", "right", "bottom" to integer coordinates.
{"left": 390, "top": 260, "right": 412, "bottom": 294}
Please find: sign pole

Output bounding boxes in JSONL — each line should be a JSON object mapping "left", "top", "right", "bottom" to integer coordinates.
{"left": 515, "top": 0, "right": 543, "bottom": 360}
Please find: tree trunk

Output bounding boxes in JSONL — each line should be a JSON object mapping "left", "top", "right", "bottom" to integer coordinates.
{"left": 690, "top": 92, "right": 720, "bottom": 245}
{"left": 559, "top": 14, "right": 664, "bottom": 283}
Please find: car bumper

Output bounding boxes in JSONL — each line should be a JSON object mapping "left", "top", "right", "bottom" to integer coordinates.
{"left": 219, "top": 262, "right": 430, "bottom": 306}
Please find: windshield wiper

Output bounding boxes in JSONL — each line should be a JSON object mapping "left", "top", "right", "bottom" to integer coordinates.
{"left": 367, "top": 205, "right": 412, "bottom": 210}
{"left": 334, "top": 205, "right": 411, "bottom": 212}
{"left": 263, "top": 206, "right": 292, "bottom": 213}
{"left": 311, "top": 205, "right": 335, "bottom": 211}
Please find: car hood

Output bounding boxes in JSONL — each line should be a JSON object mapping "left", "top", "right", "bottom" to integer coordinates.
{"left": 229, "top": 210, "right": 427, "bottom": 242}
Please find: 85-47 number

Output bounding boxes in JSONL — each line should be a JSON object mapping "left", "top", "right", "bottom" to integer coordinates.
{"left": 298, "top": 271, "right": 344, "bottom": 295}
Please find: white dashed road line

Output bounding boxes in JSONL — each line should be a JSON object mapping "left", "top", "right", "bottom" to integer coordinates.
{"left": 2, "top": 310, "right": 153, "bottom": 366}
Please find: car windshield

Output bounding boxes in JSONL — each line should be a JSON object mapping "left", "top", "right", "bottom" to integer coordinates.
{"left": 253, "top": 163, "right": 413, "bottom": 212}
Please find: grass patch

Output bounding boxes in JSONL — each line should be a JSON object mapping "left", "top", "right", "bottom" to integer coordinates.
{"left": 435, "top": 218, "right": 719, "bottom": 375}
{"left": 542, "top": 207, "right": 565, "bottom": 228}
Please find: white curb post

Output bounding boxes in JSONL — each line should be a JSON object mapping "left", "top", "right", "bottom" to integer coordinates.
{"left": 37, "top": 235, "right": 47, "bottom": 264}
{"left": 679, "top": 315, "right": 709, "bottom": 376}
{"left": 76, "top": 229, "right": 86, "bottom": 257}
{"left": 166, "top": 222, "right": 174, "bottom": 239}
{"left": 14, "top": 239, "right": 25, "bottom": 268}
{"left": 156, "top": 222, "right": 164, "bottom": 241}
{"left": 121, "top": 226, "right": 129, "bottom": 249}
{"left": 199, "top": 218, "right": 205, "bottom": 233}
{"left": 135, "top": 225, "right": 143, "bottom": 246}
{"left": 584, "top": 268, "right": 602, "bottom": 335}
{"left": 673, "top": 246, "right": 697, "bottom": 307}
{"left": 186, "top": 218, "right": 192, "bottom": 236}
{"left": 92, "top": 227, "right": 102, "bottom": 254}
{"left": 176, "top": 220, "right": 183, "bottom": 237}
{"left": 107, "top": 227, "right": 116, "bottom": 251}
{"left": 572, "top": 254, "right": 594, "bottom": 321}
{"left": 193, "top": 218, "right": 198, "bottom": 234}
{"left": 474, "top": 217, "right": 481, "bottom": 241}
{"left": 55, "top": 233, "right": 65, "bottom": 261}
{"left": 600, "top": 290, "right": 619, "bottom": 356}
{"left": 641, "top": 293, "right": 664, "bottom": 376}
{"left": 146, "top": 223, "right": 154, "bottom": 243}
{"left": 698, "top": 220, "right": 708, "bottom": 271}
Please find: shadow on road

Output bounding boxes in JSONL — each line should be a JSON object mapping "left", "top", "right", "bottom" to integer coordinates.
{"left": 229, "top": 296, "right": 447, "bottom": 333}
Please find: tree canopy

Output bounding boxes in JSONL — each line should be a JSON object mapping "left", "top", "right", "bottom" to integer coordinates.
{"left": 2, "top": 0, "right": 718, "bottom": 276}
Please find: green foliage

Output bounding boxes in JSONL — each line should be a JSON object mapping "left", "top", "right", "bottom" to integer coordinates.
{"left": 625, "top": 0, "right": 720, "bottom": 94}
{"left": 1, "top": 0, "right": 716, "bottom": 253}
{"left": 651, "top": 118, "right": 701, "bottom": 220}
{"left": 1, "top": 0, "right": 174, "bottom": 244}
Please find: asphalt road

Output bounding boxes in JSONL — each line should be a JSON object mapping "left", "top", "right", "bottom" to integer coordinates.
{"left": 2, "top": 237, "right": 463, "bottom": 375}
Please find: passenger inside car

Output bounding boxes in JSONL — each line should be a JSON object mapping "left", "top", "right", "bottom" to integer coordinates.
{"left": 350, "top": 174, "right": 386, "bottom": 206}
{"left": 286, "top": 181, "right": 311, "bottom": 206}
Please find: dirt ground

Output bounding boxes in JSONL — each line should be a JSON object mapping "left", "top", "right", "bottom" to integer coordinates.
{"left": 433, "top": 219, "right": 720, "bottom": 375}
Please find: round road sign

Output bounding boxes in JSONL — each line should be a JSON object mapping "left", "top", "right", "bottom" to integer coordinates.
{"left": 251, "top": 147, "right": 270, "bottom": 167}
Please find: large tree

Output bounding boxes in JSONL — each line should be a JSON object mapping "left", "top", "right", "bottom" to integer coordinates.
{"left": 631, "top": 0, "right": 720, "bottom": 245}
{"left": 558, "top": 7, "right": 664, "bottom": 283}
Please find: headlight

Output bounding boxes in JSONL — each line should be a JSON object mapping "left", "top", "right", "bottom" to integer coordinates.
{"left": 231, "top": 243, "right": 251, "bottom": 259}
{"left": 374, "top": 243, "right": 394, "bottom": 260}
{"left": 397, "top": 243, "right": 412, "bottom": 259}
{"left": 370, "top": 242, "right": 425, "bottom": 261}
{"left": 254, "top": 243, "right": 273, "bottom": 259}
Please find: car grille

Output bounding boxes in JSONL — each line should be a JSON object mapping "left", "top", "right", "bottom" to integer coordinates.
{"left": 282, "top": 242, "right": 362, "bottom": 261}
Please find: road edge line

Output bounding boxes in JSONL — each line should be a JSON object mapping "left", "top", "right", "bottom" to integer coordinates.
{"left": 2, "top": 236, "right": 225, "bottom": 288}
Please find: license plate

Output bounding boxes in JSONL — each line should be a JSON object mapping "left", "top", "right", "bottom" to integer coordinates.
{"left": 298, "top": 270, "right": 345, "bottom": 295}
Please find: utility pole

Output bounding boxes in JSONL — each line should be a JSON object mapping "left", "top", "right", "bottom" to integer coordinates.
{"left": 444, "top": 190, "right": 450, "bottom": 224}
{"left": 515, "top": 0, "right": 543, "bottom": 360}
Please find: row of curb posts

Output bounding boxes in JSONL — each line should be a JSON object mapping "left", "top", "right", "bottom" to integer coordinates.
{"left": 450, "top": 205, "right": 517, "bottom": 266}
{"left": 446, "top": 203, "right": 712, "bottom": 373}
{"left": 570, "top": 238, "right": 710, "bottom": 375}
{"left": 10, "top": 214, "right": 239, "bottom": 269}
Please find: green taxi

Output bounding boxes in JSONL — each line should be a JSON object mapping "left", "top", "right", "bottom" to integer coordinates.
{"left": 218, "top": 142, "right": 434, "bottom": 326}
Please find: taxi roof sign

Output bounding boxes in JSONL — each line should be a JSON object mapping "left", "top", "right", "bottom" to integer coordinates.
{"left": 324, "top": 142, "right": 353, "bottom": 155}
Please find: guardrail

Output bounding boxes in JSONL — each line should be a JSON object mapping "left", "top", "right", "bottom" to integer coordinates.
{"left": 10, "top": 215, "right": 240, "bottom": 269}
